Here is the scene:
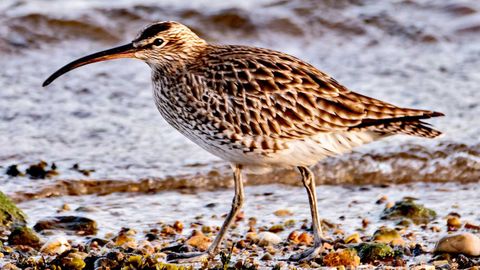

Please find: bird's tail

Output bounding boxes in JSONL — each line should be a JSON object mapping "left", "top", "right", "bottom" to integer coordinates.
{"left": 350, "top": 111, "right": 444, "bottom": 138}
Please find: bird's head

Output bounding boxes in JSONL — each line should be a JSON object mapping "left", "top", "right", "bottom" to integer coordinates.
{"left": 43, "top": 21, "right": 207, "bottom": 86}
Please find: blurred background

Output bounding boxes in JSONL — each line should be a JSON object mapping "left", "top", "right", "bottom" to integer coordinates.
{"left": 0, "top": 0, "right": 479, "bottom": 192}
{"left": 0, "top": 2, "right": 479, "bottom": 264}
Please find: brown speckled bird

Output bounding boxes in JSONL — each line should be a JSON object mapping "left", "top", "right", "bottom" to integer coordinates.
{"left": 43, "top": 21, "right": 444, "bottom": 262}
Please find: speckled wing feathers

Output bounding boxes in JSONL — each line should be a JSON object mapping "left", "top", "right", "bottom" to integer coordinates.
{"left": 193, "top": 45, "right": 443, "bottom": 142}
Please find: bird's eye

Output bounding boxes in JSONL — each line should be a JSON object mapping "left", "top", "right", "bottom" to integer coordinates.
{"left": 152, "top": 38, "right": 164, "bottom": 47}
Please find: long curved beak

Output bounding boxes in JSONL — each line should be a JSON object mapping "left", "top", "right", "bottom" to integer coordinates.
{"left": 42, "top": 43, "right": 137, "bottom": 87}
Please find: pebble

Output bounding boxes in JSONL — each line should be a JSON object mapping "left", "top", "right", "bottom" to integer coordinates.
{"left": 447, "top": 216, "right": 462, "bottom": 231}
{"left": 273, "top": 209, "right": 293, "bottom": 217}
{"left": 268, "top": 224, "right": 284, "bottom": 233}
{"left": 298, "top": 232, "right": 313, "bottom": 245}
{"left": 7, "top": 226, "right": 41, "bottom": 248}
{"left": 33, "top": 216, "right": 97, "bottom": 235}
{"left": 373, "top": 227, "right": 405, "bottom": 246}
{"left": 173, "top": 220, "right": 184, "bottom": 232}
{"left": 40, "top": 236, "right": 71, "bottom": 255}
{"left": 257, "top": 231, "right": 281, "bottom": 246}
{"left": 185, "top": 230, "right": 211, "bottom": 251}
{"left": 323, "top": 249, "right": 360, "bottom": 267}
{"left": 434, "top": 232, "right": 480, "bottom": 256}
{"left": 345, "top": 233, "right": 362, "bottom": 244}
{"left": 260, "top": 253, "right": 273, "bottom": 261}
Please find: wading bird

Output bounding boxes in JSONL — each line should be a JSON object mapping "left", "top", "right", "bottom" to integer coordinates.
{"left": 43, "top": 21, "right": 443, "bottom": 262}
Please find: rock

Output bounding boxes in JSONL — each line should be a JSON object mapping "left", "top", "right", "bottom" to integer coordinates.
{"left": 465, "top": 222, "right": 480, "bottom": 231}
{"left": 381, "top": 198, "right": 436, "bottom": 224}
{"left": 345, "top": 233, "right": 362, "bottom": 244}
{"left": 41, "top": 236, "right": 71, "bottom": 254}
{"left": 273, "top": 209, "right": 293, "bottom": 217}
{"left": 34, "top": 216, "right": 97, "bottom": 235}
{"left": 51, "top": 250, "right": 88, "bottom": 269}
{"left": 0, "top": 191, "right": 27, "bottom": 229}
{"left": 25, "top": 161, "right": 58, "bottom": 179}
{"left": 173, "top": 220, "right": 184, "bottom": 233}
{"left": 114, "top": 228, "right": 137, "bottom": 249}
{"left": 288, "top": 231, "right": 299, "bottom": 243}
{"left": 434, "top": 233, "right": 480, "bottom": 256}
{"left": 323, "top": 248, "right": 360, "bottom": 267}
{"left": 5, "top": 165, "right": 22, "bottom": 177}
{"left": 355, "top": 242, "right": 395, "bottom": 263}
{"left": 261, "top": 253, "right": 273, "bottom": 261}
{"left": 7, "top": 226, "right": 41, "bottom": 248}
{"left": 298, "top": 232, "right": 313, "bottom": 246}
{"left": 268, "top": 224, "right": 284, "bottom": 233}
{"left": 447, "top": 216, "right": 462, "bottom": 231}
{"left": 257, "top": 231, "right": 281, "bottom": 246}
{"left": 75, "top": 206, "right": 99, "bottom": 212}
{"left": 185, "top": 230, "right": 211, "bottom": 251}
{"left": 373, "top": 227, "right": 405, "bottom": 246}
{"left": 245, "top": 232, "right": 258, "bottom": 241}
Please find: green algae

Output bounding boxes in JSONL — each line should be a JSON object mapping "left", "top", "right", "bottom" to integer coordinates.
{"left": 0, "top": 191, "right": 27, "bottom": 229}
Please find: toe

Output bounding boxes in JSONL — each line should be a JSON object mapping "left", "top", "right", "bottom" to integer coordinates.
{"left": 167, "top": 252, "right": 209, "bottom": 263}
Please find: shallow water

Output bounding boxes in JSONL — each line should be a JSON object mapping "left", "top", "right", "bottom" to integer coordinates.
{"left": 1, "top": 0, "right": 480, "bottom": 194}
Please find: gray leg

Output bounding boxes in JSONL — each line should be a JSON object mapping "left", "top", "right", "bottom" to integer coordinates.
{"left": 289, "top": 166, "right": 324, "bottom": 262}
{"left": 168, "top": 164, "right": 244, "bottom": 263}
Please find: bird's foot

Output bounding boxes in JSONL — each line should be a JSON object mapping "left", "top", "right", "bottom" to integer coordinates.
{"left": 288, "top": 244, "right": 323, "bottom": 262}
{"left": 166, "top": 251, "right": 210, "bottom": 263}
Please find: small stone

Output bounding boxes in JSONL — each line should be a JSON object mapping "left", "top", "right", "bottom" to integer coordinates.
{"left": 56, "top": 251, "right": 88, "bottom": 269}
{"left": 75, "top": 206, "right": 98, "bottom": 212}
{"left": 434, "top": 232, "right": 480, "bottom": 256}
{"left": 355, "top": 242, "right": 395, "bottom": 263}
{"left": 161, "top": 225, "right": 176, "bottom": 236}
{"left": 185, "top": 230, "right": 211, "bottom": 251}
{"left": 381, "top": 199, "right": 436, "bottom": 224}
{"left": 376, "top": 196, "right": 388, "bottom": 204}
{"left": 8, "top": 226, "right": 41, "bottom": 248}
{"left": 373, "top": 227, "right": 405, "bottom": 246}
{"left": 257, "top": 231, "right": 281, "bottom": 246}
{"left": 246, "top": 232, "right": 258, "bottom": 241}
{"left": 40, "top": 236, "right": 71, "bottom": 254}
{"left": 284, "top": 219, "right": 295, "bottom": 228}
{"left": 6, "top": 165, "right": 22, "bottom": 177}
{"left": 298, "top": 232, "right": 313, "bottom": 246}
{"left": 114, "top": 228, "right": 137, "bottom": 249}
{"left": 323, "top": 249, "right": 360, "bottom": 267}
{"left": 447, "top": 216, "right": 462, "bottom": 231}
{"left": 60, "top": 203, "right": 71, "bottom": 211}
{"left": 288, "top": 231, "right": 299, "bottom": 243}
{"left": 34, "top": 216, "right": 97, "bottom": 235}
{"left": 201, "top": 225, "right": 212, "bottom": 234}
{"left": 235, "top": 211, "right": 245, "bottom": 221}
{"left": 362, "top": 218, "right": 370, "bottom": 228}
{"left": 173, "top": 220, "right": 184, "bottom": 232}
{"left": 465, "top": 222, "right": 480, "bottom": 231}
{"left": 261, "top": 253, "right": 273, "bottom": 261}
{"left": 345, "top": 233, "right": 361, "bottom": 244}
{"left": 268, "top": 224, "right": 284, "bottom": 233}
{"left": 273, "top": 209, "right": 293, "bottom": 217}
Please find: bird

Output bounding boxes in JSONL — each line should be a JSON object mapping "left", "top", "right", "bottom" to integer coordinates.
{"left": 43, "top": 21, "right": 444, "bottom": 263}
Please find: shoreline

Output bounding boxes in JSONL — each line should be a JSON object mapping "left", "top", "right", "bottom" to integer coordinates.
{"left": 1, "top": 182, "right": 479, "bottom": 268}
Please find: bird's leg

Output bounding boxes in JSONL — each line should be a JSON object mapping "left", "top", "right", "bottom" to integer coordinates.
{"left": 289, "top": 166, "right": 324, "bottom": 262}
{"left": 167, "top": 164, "right": 244, "bottom": 263}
